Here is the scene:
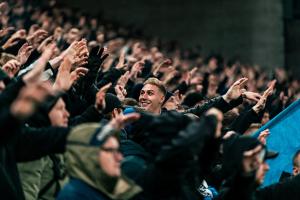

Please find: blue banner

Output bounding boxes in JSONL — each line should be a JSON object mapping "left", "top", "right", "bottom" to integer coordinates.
{"left": 252, "top": 98, "right": 300, "bottom": 187}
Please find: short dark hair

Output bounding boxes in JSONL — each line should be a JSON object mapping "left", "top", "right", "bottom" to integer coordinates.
{"left": 143, "top": 78, "right": 166, "bottom": 96}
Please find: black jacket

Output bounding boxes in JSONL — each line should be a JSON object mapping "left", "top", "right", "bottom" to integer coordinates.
{"left": 0, "top": 117, "right": 70, "bottom": 200}
{"left": 185, "top": 96, "right": 243, "bottom": 117}
{"left": 0, "top": 78, "right": 71, "bottom": 200}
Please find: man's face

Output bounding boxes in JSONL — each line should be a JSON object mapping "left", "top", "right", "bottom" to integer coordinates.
{"left": 139, "top": 84, "right": 165, "bottom": 114}
{"left": 261, "top": 112, "right": 270, "bottom": 125}
{"left": 293, "top": 154, "right": 300, "bottom": 176}
{"left": 255, "top": 162, "right": 270, "bottom": 185}
{"left": 67, "top": 28, "right": 80, "bottom": 43}
{"left": 163, "top": 96, "right": 179, "bottom": 111}
{"left": 48, "top": 98, "right": 70, "bottom": 127}
{"left": 244, "top": 145, "right": 269, "bottom": 185}
{"left": 98, "top": 137, "right": 123, "bottom": 177}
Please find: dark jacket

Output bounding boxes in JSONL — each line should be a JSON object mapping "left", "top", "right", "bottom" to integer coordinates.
{"left": 139, "top": 115, "right": 219, "bottom": 200}
{"left": 121, "top": 140, "right": 151, "bottom": 184}
{"left": 218, "top": 171, "right": 300, "bottom": 200}
{"left": 0, "top": 124, "right": 69, "bottom": 200}
{"left": 185, "top": 96, "right": 243, "bottom": 117}
{"left": 256, "top": 175, "right": 300, "bottom": 200}
{"left": 57, "top": 178, "right": 110, "bottom": 200}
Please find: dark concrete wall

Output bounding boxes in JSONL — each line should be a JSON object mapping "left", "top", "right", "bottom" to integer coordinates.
{"left": 63, "top": 0, "right": 284, "bottom": 70}
{"left": 286, "top": 20, "right": 300, "bottom": 76}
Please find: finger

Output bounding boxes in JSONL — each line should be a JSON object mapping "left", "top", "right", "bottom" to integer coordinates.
{"left": 123, "top": 89, "right": 127, "bottom": 96}
{"left": 18, "top": 29, "right": 26, "bottom": 37}
{"left": 90, "top": 45, "right": 100, "bottom": 56}
{"left": 265, "top": 80, "right": 276, "bottom": 96}
{"left": 100, "top": 53, "right": 109, "bottom": 61}
{"left": 43, "top": 36, "right": 53, "bottom": 44}
{"left": 122, "top": 113, "right": 141, "bottom": 124}
{"left": 243, "top": 145, "right": 262, "bottom": 157}
{"left": 10, "top": 40, "right": 19, "bottom": 46}
{"left": 233, "top": 77, "right": 247, "bottom": 86}
{"left": 239, "top": 78, "right": 248, "bottom": 88}
{"left": 7, "top": 27, "right": 15, "bottom": 32}
{"left": 34, "top": 29, "right": 48, "bottom": 37}
{"left": 174, "top": 90, "right": 180, "bottom": 96}
{"left": 263, "top": 86, "right": 274, "bottom": 98}
{"left": 99, "top": 82, "right": 112, "bottom": 93}
{"left": 25, "top": 45, "right": 33, "bottom": 52}
{"left": 124, "top": 71, "right": 130, "bottom": 77}
{"left": 97, "top": 47, "right": 104, "bottom": 56}
{"left": 190, "top": 67, "right": 197, "bottom": 76}
{"left": 78, "top": 72, "right": 86, "bottom": 77}
{"left": 75, "top": 67, "right": 89, "bottom": 74}
{"left": 19, "top": 42, "right": 29, "bottom": 51}
{"left": 70, "top": 41, "right": 79, "bottom": 49}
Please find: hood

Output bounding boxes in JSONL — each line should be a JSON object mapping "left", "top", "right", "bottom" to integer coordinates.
{"left": 222, "top": 135, "right": 261, "bottom": 178}
{"left": 65, "top": 123, "right": 142, "bottom": 200}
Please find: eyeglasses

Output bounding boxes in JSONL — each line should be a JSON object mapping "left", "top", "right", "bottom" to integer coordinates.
{"left": 100, "top": 147, "right": 121, "bottom": 155}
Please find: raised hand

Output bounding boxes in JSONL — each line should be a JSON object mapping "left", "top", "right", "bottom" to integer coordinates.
{"left": 37, "top": 36, "right": 53, "bottom": 53}
{"left": 182, "top": 67, "right": 197, "bottom": 85}
{"left": 129, "top": 61, "right": 144, "bottom": 81}
{"left": 88, "top": 46, "right": 109, "bottom": 70}
{"left": 27, "top": 29, "right": 48, "bottom": 49}
{"left": 115, "top": 48, "right": 127, "bottom": 70}
{"left": 0, "top": 27, "right": 15, "bottom": 37}
{"left": 53, "top": 55, "right": 88, "bottom": 92}
{"left": 70, "top": 67, "right": 89, "bottom": 84}
{"left": 23, "top": 43, "right": 56, "bottom": 84}
{"left": 162, "top": 66, "right": 178, "bottom": 85}
{"left": 95, "top": 83, "right": 112, "bottom": 111}
{"left": 117, "top": 71, "right": 130, "bottom": 88}
{"left": 115, "top": 84, "right": 127, "bottom": 101}
{"left": 258, "top": 129, "right": 270, "bottom": 145}
{"left": 109, "top": 111, "right": 140, "bottom": 131}
{"left": 10, "top": 81, "right": 54, "bottom": 120}
{"left": 17, "top": 43, "right": 33, "bottom": 65}
{"left": 223, "top": 77, "right": 248, "bottom": 103}
{"left": 242, "top": 91, "right": 262, "bottom": 103}
{"left": 152, "top": 59, "right": 172, "bottom": 77}
{"left": 2, "top": 29, "right": 26, "bottom": 49}
{"left": 2, "top": 59, "right": 21, "bottom": 78}
{"left": 252, "top": 80, "right": 276, "bottom": 114}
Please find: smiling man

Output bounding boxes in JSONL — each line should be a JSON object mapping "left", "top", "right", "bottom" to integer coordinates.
{"left": 139, "top": 78, "right": 166, "bottom": 115}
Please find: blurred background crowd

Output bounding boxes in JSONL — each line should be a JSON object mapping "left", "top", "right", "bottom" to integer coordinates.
{"left": 1, "top": 0, "right": 300, "bottom": 200}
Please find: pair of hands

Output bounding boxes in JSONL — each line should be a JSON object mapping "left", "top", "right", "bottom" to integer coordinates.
{"left": 53, "top": 40, "right": 90, "bottom": 92}
{"left": 223, "top": 77, "right": 276, "bottom": 113}
{"left": 10, "top": 43, "right": 58, "bottom": 119}
{"left": 2, "top": 28, "right": 48, "bottom": 50}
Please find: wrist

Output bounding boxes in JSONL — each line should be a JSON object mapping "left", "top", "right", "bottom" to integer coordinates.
{"left": 252, "top": 106, "right": 260, "bottom": 114}
{"left": 222, "top": 94, "right": 230, "bottom": 103}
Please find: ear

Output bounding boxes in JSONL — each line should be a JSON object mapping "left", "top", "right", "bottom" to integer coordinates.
{"left": 112, "top": 108, "right": 118, "bottom": 118}
{"left": 293, "top": 167, "right": 299, "bottom": 176}
{"left": 160, "top": 95, "right": 165, "bottom": 104}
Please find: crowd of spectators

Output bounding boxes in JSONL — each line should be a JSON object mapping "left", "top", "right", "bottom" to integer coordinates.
{"left": 1, "top": 0, "right": 300, "bottom": 200}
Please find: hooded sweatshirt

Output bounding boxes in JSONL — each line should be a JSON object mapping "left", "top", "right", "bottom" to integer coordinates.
{"left": 58, "top": 123, "right": 142, "bottom": 200}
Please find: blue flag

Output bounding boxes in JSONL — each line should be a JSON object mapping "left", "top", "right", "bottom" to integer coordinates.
{"left": 253, "top": 98, "right": 300, "bottom": 187}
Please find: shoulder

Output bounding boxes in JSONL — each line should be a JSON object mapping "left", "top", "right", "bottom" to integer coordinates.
{"left": 57, "top": 179, "right": 109, "bottom": 200}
